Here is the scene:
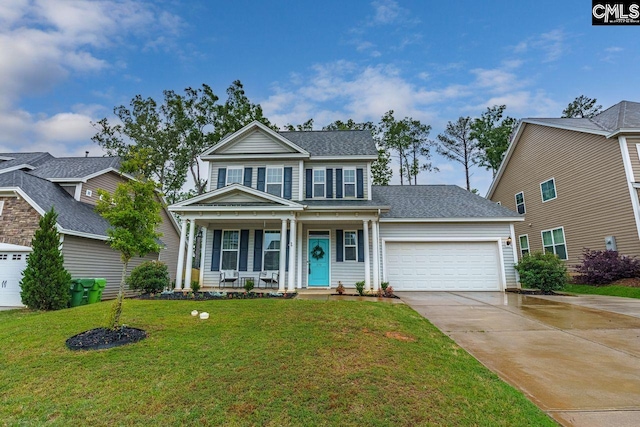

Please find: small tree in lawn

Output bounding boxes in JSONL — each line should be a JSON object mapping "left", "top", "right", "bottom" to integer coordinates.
{"left": 96, "top": 159, "right": 162, "bottom": 330}
{"left": 20, "top": 207, "right": 71, "bottom": 310}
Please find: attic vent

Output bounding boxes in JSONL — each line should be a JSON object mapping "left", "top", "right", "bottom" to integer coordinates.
{"left": 85, "top": 189, "right": 93, "bottom": 197}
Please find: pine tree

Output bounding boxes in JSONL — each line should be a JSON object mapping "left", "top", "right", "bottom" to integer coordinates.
{"left": 20, "top": 207, "right": 71, "bottom": 310}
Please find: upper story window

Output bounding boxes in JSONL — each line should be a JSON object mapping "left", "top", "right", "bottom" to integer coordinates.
{"left": 515, "top": 192, "right": 525, "bottom": 214}
{"left": 266, "top": 167, "right": 283, "bottom": 197}
{"left": 519, "top": 234, "right": 529, "bottom": 257}
{"left": 344, "top": 231, "right": 357, "bottom": 261}
{"left": 263, "top": 230, "right": 281, "bottom": 270}
{"left": 540, "top": 178, "right": 557, "bottom": 202}
{"left": 226, "top": 167, "right": 243, "bottom": 185}
{"left": 313, "top": 169, "right": 325, "bottom": 198}
{"left": 221, "top": 230, "right": 240, "bottom": 270}
{"left": 542, "top": 227, "right": 567, "bottom": 260}
{"left": 343, "top": 169, "right": 356, "bottom": 198}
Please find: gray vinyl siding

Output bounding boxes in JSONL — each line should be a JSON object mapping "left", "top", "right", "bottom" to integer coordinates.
{"left": 491, "top": 124, "right": 640, "bottom": 269}
{"left": 218, "top": 130, "right": 297, "bottom": 154}
{"left": 157, "top": 207, "right": 180, "bottom": 282}
{"left": 303, "top": 161, "right": 370, "bottom": 200}
{"left": 208, "top": 160, "right": 300, "bottom": 198}
{"left": 61, "top": 234, "right": 158, "bottom": 300}
{"left": 81, "top": 172, "right": 127, "bottom": 205}
{"left": 378, "top": 222, "right": 517, "bottom": 288}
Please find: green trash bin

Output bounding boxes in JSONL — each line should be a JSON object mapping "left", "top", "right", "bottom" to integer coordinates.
{"left": 92, "top": 278, "right": 107, "bottom": 303}
{"left": 69, "top": 280, "right": 85, "bottom": 307}
{"left": 77, "top": 279, "right": 96, "bottom": 304}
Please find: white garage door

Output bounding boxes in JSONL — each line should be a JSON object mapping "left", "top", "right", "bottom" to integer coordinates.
{"left": 385, "top": 241, "right": 502, "bottom": 291}
{"left": 0, "top": 246, "right": 30, "bottom": 307}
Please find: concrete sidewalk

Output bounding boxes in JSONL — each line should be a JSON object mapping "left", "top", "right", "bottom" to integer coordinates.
{"left": 398, "top": 291, "right": 640, "bottom": 427}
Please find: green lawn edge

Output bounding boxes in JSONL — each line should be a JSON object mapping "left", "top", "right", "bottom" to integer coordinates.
{"left": 564, "top": 283, "right": 640, "bottom": 299}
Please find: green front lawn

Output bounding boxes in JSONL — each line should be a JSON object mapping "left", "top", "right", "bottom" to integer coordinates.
{"left": 564, "top": 283, "right": 640, "bottom": 299}
{"left": 0, "top": 299, "right": 554, "bottom": 426}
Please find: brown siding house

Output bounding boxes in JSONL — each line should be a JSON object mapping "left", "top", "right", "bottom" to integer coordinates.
{"left": 488, "top": 101, "right": 640, "bottom": 269}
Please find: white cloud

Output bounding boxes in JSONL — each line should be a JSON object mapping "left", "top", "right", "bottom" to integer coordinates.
{"left": 512, "top": 29, "right": 567, "bottom": 63}
{"left": 371, "top": 0, "right": 404, "bottom": 25}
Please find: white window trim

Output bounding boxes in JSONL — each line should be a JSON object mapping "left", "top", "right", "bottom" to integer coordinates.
{"left": 313, "top": 167, "right": 326, "bottom": 198}
{"left": 518, "top": 234, "right": 529, "bottom": 257}
{"left": 0, "top": 200, "right": 4, "bottom": 216}
{"left": 262, "top": 230, "right": 281, "bottom": 271}
{"left": 266, "top": 166, "right": 284, "bottom": 197}
{"left": 541, "top": 226, "right": 568, "bottom": 260}
{"left": 226, "top": 167, "right": 244, "bottom": 186}
{"left": 540, "top": 178, "right": 557, "bottom": 203}
{"left": 220, "top": 229, "right": 240, "bottom": 271}
{"left": 636, "top": 143, "right": 640, "bottom": 161}
{"left": 85, "top": 189, "right": 92, "bottom": 197}
{"left": 343, "top": 168, "right": 357, "bottom": 198}
{"left": 343, "top": 230, "right": 358, "bottom": 262}
{"left": 515, "top": 191, "right": 525, "bottom": 214}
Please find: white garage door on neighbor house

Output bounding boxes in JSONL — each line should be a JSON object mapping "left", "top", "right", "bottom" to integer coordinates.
{"left": 384, "top": 241, "right": 503, "bottom": 291}
{"left": 0, "top": 244, "right": 31, "bottom": 307}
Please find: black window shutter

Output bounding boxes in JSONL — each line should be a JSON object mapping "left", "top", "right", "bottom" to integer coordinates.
{"left": 305, "top": 169, "right": 312, "bottom": 198}
{"left": 211, "top": 230, "right": 222, "bottom": 271}
{"left": 336, "top": 230, "right": 344, "bottom": 262}
{"left": 335, "top": 169, "right": 343, "bottom": 199}
{"left": 253, "top": 230, "right": 263, "bottom": 271}
{"left": 284, "top": 167, "right": 293, "bottom": 199}
{"left": 239, "top": 229, "right": 249, "bottom": 271}
{"left": 285, "top": 229, "right": 290, "bottom": 272}
{"left": 257, "top": 167, "right": 266, "bottom": 191}
{"left": 356, "top": 168, "right": 364, "bottom": 198}
{"left": 357, "top": 229, "right": 364, "bottom": 262}
{"left": 326, "top": 168, "right": 333, "bottom": 198}
{"left": 243, "top": 168, "right": 253, "bottom": 187}
{"left": 217, "top": 168, "right": 227, "bottom": 189}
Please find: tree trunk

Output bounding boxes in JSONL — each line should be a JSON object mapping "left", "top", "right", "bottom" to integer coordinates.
{"left": 107, "top": 259, "right": 129, "bottom": 330}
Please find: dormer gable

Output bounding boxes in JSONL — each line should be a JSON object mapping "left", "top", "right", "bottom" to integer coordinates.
{"left": 201, "top": 121, "right": 309, "bottom": 159}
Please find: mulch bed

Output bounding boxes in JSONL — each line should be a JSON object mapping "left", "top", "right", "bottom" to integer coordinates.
{"left": 66, "top": 327, "right": 147, "bottom": 351}
{"left": 608, "top": 277, "right": 640, "bottom": 287}
{"left": 136, "top": 291, "right": 297, "bottom": 300}
{"left": 505, "top": 288, "right": 560, "bottom": 295}
{"left": 331, "top": 293, "right": 400, "bottom": 299}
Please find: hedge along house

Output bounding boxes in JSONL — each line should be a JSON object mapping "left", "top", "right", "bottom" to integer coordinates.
{"left": 169, "top": 121, "right": 523, "bottom": 293}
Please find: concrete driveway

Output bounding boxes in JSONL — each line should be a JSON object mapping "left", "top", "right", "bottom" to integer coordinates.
{"left": 398, "top": 291, "right": 640, "bottom": 427}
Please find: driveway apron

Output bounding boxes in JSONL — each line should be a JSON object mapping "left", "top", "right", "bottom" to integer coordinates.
{"left": 398, "top": 291, "right": 640, "bottom": 427}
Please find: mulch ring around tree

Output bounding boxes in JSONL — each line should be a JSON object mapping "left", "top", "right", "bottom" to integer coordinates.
{"left": 66, "top": 327, "right": 147, "bottom": 351}
{"left": 135, "top": 291, "right": 297, "bottom": 300}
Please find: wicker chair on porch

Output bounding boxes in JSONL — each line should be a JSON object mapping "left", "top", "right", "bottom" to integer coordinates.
{"left": 219, "top": 270, "right": 238, "bottom": 289}
{"left": 259, "top": 271, "right": 279, "bottom": 289}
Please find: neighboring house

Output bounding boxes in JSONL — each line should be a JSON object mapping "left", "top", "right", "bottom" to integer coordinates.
{"left": 0, "top": 153, "right": 181, "bottom": 307}
{"left": 487, "top": 100, "right": 640, "bottom": 269}
{"left": 169, "top": 121, "right": 522, "bottom": 293}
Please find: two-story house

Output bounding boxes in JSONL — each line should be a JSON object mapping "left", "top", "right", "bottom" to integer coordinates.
{"left": 0, "top": 154, "right": 181, "bottom": 307}
{"left": 169, "top": 121, "right": 522, "bottom": 292}
{"left": 487, "top": 100, "right": 640, "bottom": 269}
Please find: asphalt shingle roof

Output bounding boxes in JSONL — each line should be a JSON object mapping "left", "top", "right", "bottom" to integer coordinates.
{"left": 0, "top": 152, "right": 54, "bottom": 171}
{"left": 279, "top": 130, "right": 378, "bottom": 156}
{"left": 29, "top": 156, "right": 121, "bottom": 180}
{"left": 372, "top": 185, "right": 520, "bottom": 219}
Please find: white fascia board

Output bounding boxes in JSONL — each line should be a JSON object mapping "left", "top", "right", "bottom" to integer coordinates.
{"left": 48, "top": 168, "right": 135, "bottom": 183}
{"left": 306, "top": 205, "right": 389, "bottom": 211}
{"left": 379, "top": 217, "right": 525, "bottom": 223}
{"left": 310, "top": 155, "right": 378, "bottom": 161}
{"left": 0, "top": 164, "right": 35, "bottom": 175}
{"left": 0, "top": 156, "right": 15, "bottom": 161}
{"left": 201, "top": 153, "right": 309, "bottom": 161}
{"left": 607, "top": 129, "right": 640, "bottom": 138}
{"left": 523, "top": 119, "right": 609, "bottom": 136}
{"left": 382, "top": 237, "right": 502, "bottom": 243}
{"left": 172, "top": 184, "right": 304, "bottom": 208}
{"left": 201, "top": 121, "right": 310, "bottom": 156}
{"left": 486, "top": 120, "right": 526, "bottom": 199}
{"left": 60, "top": 229, "right": 109, "bottom": 241}
{"left": 171, "top": 205, "right": 304, "bottom": 213}
{"left": 0, "top": 242, "right": 33, "bottom": 251}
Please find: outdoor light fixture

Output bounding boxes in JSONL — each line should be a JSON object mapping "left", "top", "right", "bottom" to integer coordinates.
{"left": 506, "top": 236, "right": 512, "bottom": 246}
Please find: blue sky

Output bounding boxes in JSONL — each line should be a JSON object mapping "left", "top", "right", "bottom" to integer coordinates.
{"left": 1, "top": 0, "right": 638, "bottom": 194}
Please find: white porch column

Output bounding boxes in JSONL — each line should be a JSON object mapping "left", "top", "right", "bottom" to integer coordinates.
{"left": 372, "top": 220, "right": 380, "bottom": 291}
{"left": 279, "top": 219, "right": 287, "bottom": 291}
{"left": 363, "top": 219, "right": 371, "bottom": 291}
{"left": 175, "top": 219, "right": 187, "bottom": 290}
{"left": 296, "top": 225, "right": 303, "bottom": 289}
{"left": 184, "top": 220, "right": 195, "bottom": 290}
{"left": 287, "top": 218, "right": 297, "bottom": 292}
{"left": 199, "top": 227, "right": 207, "bottom": 286}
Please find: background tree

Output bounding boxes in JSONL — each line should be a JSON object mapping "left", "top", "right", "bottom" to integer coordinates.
{"left": 20, "top": 207, "right": 71, "bottom": 310}
{"left": 472, "top": 105, "right": 517, "bottom": 177}
{"left": 436, "top": 116, "right": 478, "bottom": 191}
{"left": 561, "top": 95, "right": 602, "bottom": 118}
{"left": 96, "top": 157, "right": 162, "bottom": 330}
{"left": 284, "top": 118, "right": 314, "bottom": 131}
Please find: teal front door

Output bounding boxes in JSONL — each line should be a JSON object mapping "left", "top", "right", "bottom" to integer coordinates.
{"left": 308, "top": 237, "right": 330, "bottom": 286}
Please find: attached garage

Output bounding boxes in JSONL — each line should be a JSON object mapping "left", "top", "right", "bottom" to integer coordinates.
{"left": 383, "top": 240, "right": 504, "bottom": 291}
{"left": 0, "top": 243, "right": 31, "bottom": 307}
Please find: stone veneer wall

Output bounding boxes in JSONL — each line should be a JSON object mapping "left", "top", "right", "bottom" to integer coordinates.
{"left": 0, "top": 196, "right": 41, "bottom": 247}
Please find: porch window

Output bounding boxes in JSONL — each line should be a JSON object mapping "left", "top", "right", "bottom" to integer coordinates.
{"left": 344, "top": 231, "right": 357, "bottom": 261}
{"left": 263, "top": 230, "right": 281, "bottom": 270}
{"left": 266, "top": 167, "right": 283, "bottom": 197}
{"left": 313, "top": 169, "right": 325, "bottom": 198}
{"left": 343, "top": 169, "right": 356, "bottom": 198}
{"left": 226, "top": 167, "right": 243, "bottom": 185}
{"left": 515, "top": 192, "right": 525, "bottom": 214}
{"left": 540, "top": 178, "right": 556, "bottom": 202}
{"left": 542, "top": 227, "right": 567, "bottom": 260}
{"left": 221, "top": 230, "right": 240, "bottom": 270}
{"left": 519, "top": 234, "right": 529, "bottom": 257}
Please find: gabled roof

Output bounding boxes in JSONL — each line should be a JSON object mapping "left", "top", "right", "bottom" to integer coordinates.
{"left": 373, "top": 185, "right": 521, "bottom": 221}
{"left": 170, "top": 184, "right": 304, "bottom": 211}
{"left": 29, "top": 156, "right": 122, "bottom": 181}
{"left": 0, "top": 152, "right": 54, "bottom": 174}
{"left": 279, "top": 130, "right": 378, "bottom": 157}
